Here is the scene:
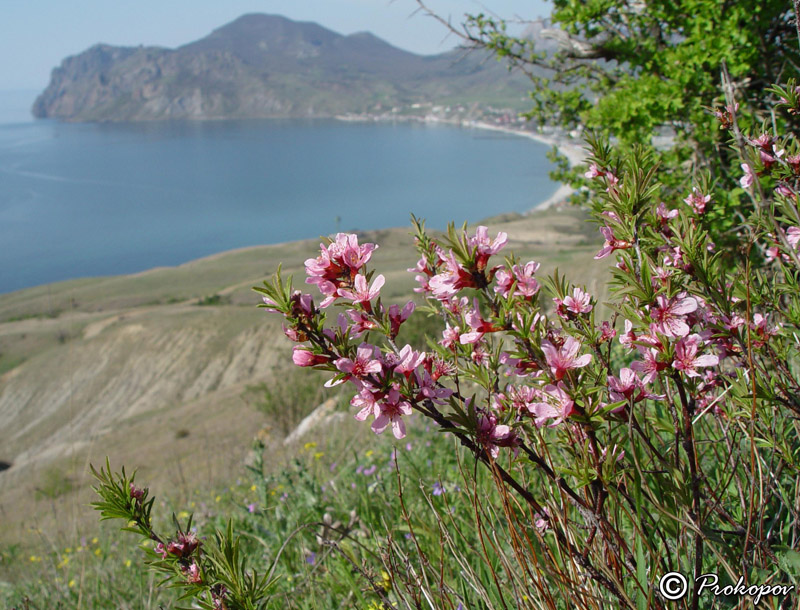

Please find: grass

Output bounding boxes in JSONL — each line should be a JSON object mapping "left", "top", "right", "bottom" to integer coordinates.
{"left": 0, "top": 204, "right": 610, "bottom": 607}
{"left": 2, "top": 408, "right": 520, "bottom": 609}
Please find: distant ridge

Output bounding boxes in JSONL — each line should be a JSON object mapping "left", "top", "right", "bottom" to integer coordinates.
{"left": 33, "top": 13, "right": 533, "bottom": 122}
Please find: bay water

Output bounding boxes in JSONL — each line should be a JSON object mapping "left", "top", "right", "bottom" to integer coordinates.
{"left": 0, "top": 90, "right": 559, "bottom": 294}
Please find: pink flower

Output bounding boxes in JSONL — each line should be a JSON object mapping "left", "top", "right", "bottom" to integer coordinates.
{"left": 594, "top": 225, "right": 631, "bottom": 259}
{"left": 495, "top": 262, "right": 540, "bottom": 297}
{"left": 414, "top": 370, "right": 453, "bottom": 403}
{"left": 460, "top": 299, "right": 501, "bottom": 344}
{"left": 440, "top": 323, "right": 461, "bottom": 349}
{"left": 184, "top": 561, "right": 202, "bottom": 584}
{"left": 129, "top": 483, "right": 145, "bottom": 500}
{"left": 607, "top": 368, "right": 662, "bottom": 405}
{"left": 599, "top": 321, "right": 617, "bottom": 342}
{"left": 657, "top": 201, "right": 680, "bottom": 222}
{"left": 683, "top": 188, "right": 711, "bottom": 214}
{"left": 475, "top": 410, "right": 516, "bottom": 458}
{"left": 584, "top": 163, "right": 604, "bottom": 179}
{"left": 559, "top": 287, "right": 593, "bottom": 315}
{"left": 493, "top": 267, "right": 515, "bottom": 296}
{"left": 394, "top": 344, "right": 426, "bottom": 377}
{"left": 352, "top": 388, "right": 380, "bottom": 421}
{"left": 166, "top": 531, "right": 199, "bottom": 558}
{"left": 339, "top": 233, "right": 378, "bottom": 271}
{"left": 505, "top": 384, "right": 541, "bottom": 414}
{"left": 605, "top": 172, "right": 620, "bottom": 194}
{"left": 650, "top": 294, "right": 697, "bottom": 337}
{"left": 371, "top": 388, "right": 413, "bottom": 439}
{"left": 339, "top": 274, "right": 385, "bottom": 306}
{"left": 530, "top": 383, "right": 575, "bottom": 427}
{"left": 630, "top": 347, "right": 668, "bottom": 384}
{"left": 346, "top": 309, "right": 379, "bottom": 336}
{"left": 292, "top": 347, "right": 329, "bottom": 367}
{"left": 541, "top": 336, "right": 592, "bottom": 381}
{"left": 335, "top": 343, "right": 383, "bottom": 386}
{"left": 429, "top": 251, "right": 476, "bottom": 298}
{"left": 388, "top": 301, "right": 415, "bottom": 338}
{"left": 787, "top": 226, "right": 800, "bottom": 250}
{"left": 469, "top": 226, "right": 508, "bottom": 269}
{"left": 512, "top": 261, "right": 541, "bottom": 297}
{"left": 672, "top": 334, "right": 719, "bottom": 378}
{"left": 740, "top": 163, "right": 755, "bottom": 189}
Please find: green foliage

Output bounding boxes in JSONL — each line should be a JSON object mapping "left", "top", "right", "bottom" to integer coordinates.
{"left": 453, "top": 0, "right": 800, "bottom": 242}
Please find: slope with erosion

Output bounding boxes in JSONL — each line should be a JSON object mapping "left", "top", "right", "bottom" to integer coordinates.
{"left": 0, "top": 206, "right": 605, "bottom": 543}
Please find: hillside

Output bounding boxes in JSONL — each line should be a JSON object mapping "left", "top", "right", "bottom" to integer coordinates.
{"left": 0, "top": 206, "right": 606, "bottom": 543}
{"left": 32, "top": 13, "right": 536, "bottom": 122}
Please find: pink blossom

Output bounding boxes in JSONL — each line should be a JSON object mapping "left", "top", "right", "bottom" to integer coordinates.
{"left": 599, "top": 321, "right": 617, "bottom": 342}
{"left": 594, "top": 225, "right": 631, "bottom": 259}
{"left": 559, "top": 287, "right": 593, "bottom": 316}
{"left": 338, "top": 233, "right": 378, "bottom": 271}
{"left": 469, "top": 226, "right": 508, "bottom": 269}
{"left": 166, "top": 531, "right": 199, "bottom": 558}
{"left": 335, "top": 343, "right": 383, "bottom": 385}
{"left": 388, "top": 301, "right": 415, "bottom": 338}
{"left": 292, "top": 347, "right": 329, "bottom": 367}
{"left": 672, "top": 334, "right": 719, "bottom": 378}
{"left": 607, "top": 368, "right": 662, "bottom": 405}
{"left": 346, "top": 309, "right": 379, "bottom": 336}
{"left": 585, "top": 163, "right": 604, "bottom": 179}
{"left": 427, "top": 356, "right": 455, "bottom": 381}
{"left": 440, "top": 323, "right": 461, "bottom": 349}
{"left": 619, "top": 319, "right": 638, "bottom": 349}
{"left": 511, "top": 261, "right": 541, "bottom": 297}
{"left": 650, "top": 294, "right": 697, "bottom": 337}
{"left": 530, "top": 382, "right": 575, "bottom": 427}
{"left": 352, "top": 388, "right": 380, "bottom": 421}
{"left": 493, "top": 267, "right": 515, "bottom": 296}
{"left": 338, "top": 274, "right": 385, "bottom": 306}
{"left": 788, "top": 226, "right": 800, "bottom": 250}
{"left": 394, "top": 344, "right": 426, "bottom": 377}
{"left": 371, "top": 388, "right": 413, "bottom": 439}
{"left": 414, "top": 370, "right": 453, "bottom": 403}
{"left": 475, "top": 410, "right": 516, "bottom": 458}
{"left": 740, "top": 163, "right": 755, "bottom": 189}
{"left": 460, "top": 300, "right": 500, "bottom": 344}
{"left": 429, "top": 251, "right": 476, "bottom": 298}
{"left": 541, "top": 336, "right": 592, "bottom": 381}
{"left": 605, "top": 172, "right": 620, "bottom": 194}
{"left": 751, "top": 313, "right": 778, "bottom": 347}
{"left": 183, "top": 561, "right": 202, "bottom": 584}
{"left": 631, "top": 347, "right": 668, "bottom": 384}
{"left": 683, "top": 188, "right": 711, "bottom": 214}
{"left": 505, "top": 384, "right": 541, "bottom": 414}
{"left": 657, "top": 201, "right": 680, "bottom": 222}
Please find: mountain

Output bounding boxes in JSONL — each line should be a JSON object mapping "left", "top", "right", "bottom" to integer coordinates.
{"left": 32, "top": 14, "right": 533, "bottom": 122}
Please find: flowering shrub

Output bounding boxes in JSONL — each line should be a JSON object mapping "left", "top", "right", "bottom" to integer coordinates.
{"left": 254, "top": 85, "right": 800, "bottom": 607}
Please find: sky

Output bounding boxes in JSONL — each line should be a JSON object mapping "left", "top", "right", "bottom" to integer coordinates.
{"left": 1, "top": 0, "right": 551, "bottom": 90}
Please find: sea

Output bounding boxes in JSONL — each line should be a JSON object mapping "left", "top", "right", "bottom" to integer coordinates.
{"left": 0, "top": 90, "right": 559, "bottom": 294}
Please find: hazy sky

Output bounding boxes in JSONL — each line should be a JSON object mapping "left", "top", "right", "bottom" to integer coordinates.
{"left": 1, "top": 0, "right": 551, "bottom": 90}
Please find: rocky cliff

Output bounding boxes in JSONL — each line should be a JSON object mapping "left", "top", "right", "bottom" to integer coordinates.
{"left": 33, "top": 13, "right": 532, "bottom": 121}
